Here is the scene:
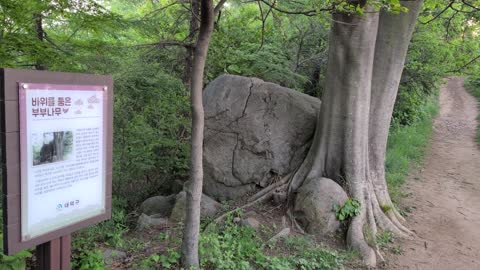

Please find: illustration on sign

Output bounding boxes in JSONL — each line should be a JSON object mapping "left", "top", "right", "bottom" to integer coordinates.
{"left": 19, "top": 83, "right": 107, "bottom": 241}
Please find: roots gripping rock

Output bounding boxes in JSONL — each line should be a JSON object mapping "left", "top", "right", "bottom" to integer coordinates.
{"left": 287, "top": 2, "right": 423, "bottom": 267}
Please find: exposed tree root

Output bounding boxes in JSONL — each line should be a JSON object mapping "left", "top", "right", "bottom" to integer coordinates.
{"left": 247, "top": 173, "right": 291, "bottom": 203}
{"left": 205, "top": 177, "right": 290, "bottom": 230}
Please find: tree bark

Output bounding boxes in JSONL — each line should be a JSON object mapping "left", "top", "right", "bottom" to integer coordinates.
{"left": 184, "top": 0, "right": 200, "bottom": 87}
{"left": 369, "top": 0, "right": 424, "bottom": 228}
{"left": 53, "top": 132, "right": 64, "bottom": 160}
{"left": 288, "top": 1, "right": 423, "bottom": 267}
{"left": 181, "top": 0, "right": 214, "bottom": 268}
{"left": 34, "top": 13, "right": 47, "bottom": 70}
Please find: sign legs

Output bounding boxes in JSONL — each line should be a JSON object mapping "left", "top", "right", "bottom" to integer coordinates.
{"left": 36, "top": 235, "right": 71, "bottom": 270}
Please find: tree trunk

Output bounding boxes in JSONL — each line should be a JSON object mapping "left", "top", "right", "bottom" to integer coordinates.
{"left": 289, "top": 1, "right": 423, "bottom": 267}
{"left": 184, "top": 0, "right": 200, "bottom": 87}
{"left": 181, "top": 0, "right": 214, "bottom": 268}
{"left": 369, "top": 0, "right": 424, "bottom": 229}
{"left": 53, "top": 132, "right": 64, "bottom": 160}
{"left": 34, "top": 13, "right": 47, "bottom": 70}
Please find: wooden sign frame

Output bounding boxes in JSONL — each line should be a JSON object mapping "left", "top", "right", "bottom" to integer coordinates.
{"left": 1, "top": 68, "right": 113, "bottom": 255}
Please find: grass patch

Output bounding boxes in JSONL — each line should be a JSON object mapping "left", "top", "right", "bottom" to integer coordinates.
{"left": 465, "top": 77, "right": 480, "bottom": 145}
{"left": 199, "top": 213, "right": 345, "bottom": 270}
{"left": 386, "top": 94, "right": 439, "bottom": 203}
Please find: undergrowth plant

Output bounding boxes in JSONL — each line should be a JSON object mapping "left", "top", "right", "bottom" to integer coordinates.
{"left": 0, "top": 210, "right": 32, "bottom": 270}
{"left": 71, "top": 197, "right": 128, "bottom": 269}
{"left": 333, "top": 198, "right": 361, "bottom": 221}
{"left": 199, "top": 212, "right": 344, "bottom": 270}
{"left": 465, "top": 76, "right": 480, "bottom": 145}
{"left": 386, "top": 94, "right": 439, "bottom": 203}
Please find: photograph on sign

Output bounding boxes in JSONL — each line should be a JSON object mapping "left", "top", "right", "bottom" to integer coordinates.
{"left": 19, "top": 83, "right": 107, "bottom": 241}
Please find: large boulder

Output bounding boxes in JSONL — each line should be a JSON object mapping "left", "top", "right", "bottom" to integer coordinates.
{"left": 294, "top": 177, "right": 348, "bottom": 236}
{"left": 203, "top": 74, "right": 320, "bottom": 200}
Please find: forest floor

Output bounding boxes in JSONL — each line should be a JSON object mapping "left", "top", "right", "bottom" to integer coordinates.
{"left": 389, "top": 77, "right": 480, "bottom": 269}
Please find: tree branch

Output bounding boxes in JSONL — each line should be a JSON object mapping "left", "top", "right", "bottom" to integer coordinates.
{"left": 258, "top": 0, "right": 332, "bottom": 16}
{"left": 461, "top": 0, "right": 480, "bottom": 10}
{"left": 420, "top": 0, "right": 454, "bottom": 24}
{"left": 214, "top": 0, "right": 228, "bottom": 15}
{"left": 447, "top": 55, "right": 480, "bottom": 73}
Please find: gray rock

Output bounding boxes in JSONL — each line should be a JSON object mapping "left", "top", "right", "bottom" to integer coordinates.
{"left": 294, "top": 177, "right": 348, "bottom": 235}
{"left": 268, "top": 228, "right": 291, "bottom": 242}
{"left": 102, "top": 248, "right": 127, "bottom": 265}
{"left": 241, "top": 217, "right": 261, "bottom": 230}
{"left": 169, "top": 191, "right": 221, "bottom": 222}
{"left": 139, "top": 195, "right": 176, "bottom": 216}
{"left": 137, "top": 213, "right": 168, "bottom": 229}
{"left": 203, "top": 74, "right": 320, "bottom": 200}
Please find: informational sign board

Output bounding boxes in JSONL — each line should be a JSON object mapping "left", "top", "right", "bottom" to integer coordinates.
{"left": 1, "top": 69, "right": 113, "bottom": 255}
{"left": 19, "top": 83, "right": 107, "bottom": 241}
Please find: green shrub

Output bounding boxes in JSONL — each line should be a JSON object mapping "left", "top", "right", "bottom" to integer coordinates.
{"left": 465, "top": 76, "right": 480, "bottom": 144}
{"left": 386, "top": 94, "right": 438, "bottom": 203}
{"left": 0, "top": 251, "right": 32, "bottom": 270}
{"left": 113, "top": 62, "right": 190, "bottom": 208}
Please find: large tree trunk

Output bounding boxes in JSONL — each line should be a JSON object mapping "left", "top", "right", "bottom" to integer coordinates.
{"left": 369, "top": 0, "right": 424, "bottom": 230}
{"left": 181, "top": 0, "right": 214, "bottom": 268}
{"left": 53, "top": 132, "right": 64, "bottom": 160}
{"left": 289, "top": 1, "right": 423, "bottom": 267}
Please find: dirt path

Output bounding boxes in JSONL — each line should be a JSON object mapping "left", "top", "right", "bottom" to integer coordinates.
{"left": 390, "top": 77, "right": 480, "bottom": 269}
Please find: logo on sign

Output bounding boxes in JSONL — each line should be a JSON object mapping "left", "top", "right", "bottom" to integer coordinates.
{"left": 56, "top": 200, "right": 80, "bottom": 211}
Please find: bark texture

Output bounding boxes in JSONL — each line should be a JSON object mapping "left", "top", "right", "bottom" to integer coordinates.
{"left": 181, "top": 0, "right": 214, "bottom": 267}
{"left": 34, "top": 13, "right": 47, "bottom": 70}
{"left": 289, "top": 1, "right": 423, "bottom": 267}
{"left": 184, "top": 0, "right": 200, "bottom": 86}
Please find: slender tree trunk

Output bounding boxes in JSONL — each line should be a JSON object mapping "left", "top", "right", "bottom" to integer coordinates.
{"left": 288, "top": 2, "right": 423, "bottom": 267}
{"left": 181, "top": 0, "right": 214, "bottom": 268}
{"left": 34, "top": 13, "right": 47, "bottom": 70}
{"left": 184, "top": 0, "right": 200, "bottom": 87}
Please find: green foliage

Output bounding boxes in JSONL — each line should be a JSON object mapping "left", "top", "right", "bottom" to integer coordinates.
{"left": 112, "top": 61, "right": 190, "bottom": 207}
{"left": 0, "top": 209, "right": 32, "bottom": 270}
{"left": 380, "top": 204, "right": 393, "bottom": 213}
{"left": 200, "top": 214, "right": 344, "bottom": 270}
{"left": 386, "top": 95, "right": 439, "bottom": 203}
{"left": 75, "top": 197, "right": 128, "bottom": 248}
{"left": 0, "top": 251, "right": 32, "bottom": 270}
{"left": 71, "top": 247, "right": 105, "bottom": 270}
{"left": 133, "top": 249, "right": 180, "bottom": 269}
{"left": 376, "top": 231, "right": 395, "bottom": 249}
{"left": 71, "top": 197, "right": 127, "bottom": 269}
{"left": 465, "top": 76, "right": 480, "bottom": 145}
{"left": 333, "top": 199, "right": 361, "bottom": 221}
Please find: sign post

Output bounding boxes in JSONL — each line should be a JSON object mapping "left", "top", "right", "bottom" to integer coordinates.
{"left": 1, "top": 68, "right": 113, "bottom": 269}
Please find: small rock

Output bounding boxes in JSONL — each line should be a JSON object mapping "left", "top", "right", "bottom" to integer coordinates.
{"left": 268, "top": 228, "right": 290, "bottom": 242}
{"left": 272, "top": 190, "right": 287, "bottom": 205}
{"left": 140, "top": 195, "right": 176, "bottom": 216}
{"left": 241, "top": 217, "right": 261, "bottom": 230}
{"left": 103, "top": 248, "right": 127, "bottom": 265}
{"left": 169, "top": 191, "right": 221, "bottom": 222}
{"left": 137, "top": 213, "right": 168, "bottom": 230}
{"left": 294, "top": 177, "right": 348, "bottom": 235}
